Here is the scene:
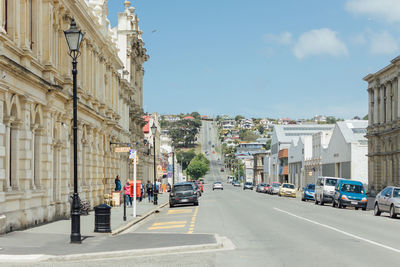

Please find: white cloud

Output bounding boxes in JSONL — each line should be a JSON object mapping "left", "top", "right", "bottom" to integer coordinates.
{"left": 369, "top": 30, "right": 398, "bottom": 55}
{"left": 293, "top": 28, "right": 348, "bottom": 59}
{"left": 263, "top": 32, "right": 292, "bottom": 45}
{"left": 346, "top": 0, "right": 400, "bottom": 23}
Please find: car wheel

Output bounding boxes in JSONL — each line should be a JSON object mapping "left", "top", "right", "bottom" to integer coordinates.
{"left": 319, "top": 195, "right": 325, "bottom": 206}
{"left": 374, "top": 203, "right": 381, "bottom": 216}
{"left": 362, "top": 206, "right": 367, "bottom": 211}
{"left": 169, "top": 203, "right": 174, "bottom": 208}
{"left": 338, "top": 200, "right": 343, "bottom": 209}
{"left": 213, "top": 189, "right": 214, "bottom": 191}
{"left": 355, "top": 207, "right": 359, "bottom": 210}
{"left": 390, "top": 205, "right": 397, "bottom": 218}
{"left": 315, "top": 197, "right": 319, "bottom": 205}
{"left": 332, "top": 200, "right": 336, "bottom": 208}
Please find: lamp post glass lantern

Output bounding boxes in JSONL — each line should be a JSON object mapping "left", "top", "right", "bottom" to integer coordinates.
{"left": 151, "top": 123, "right": 157, "bottom": 205}
{"left": 64, "top": 18, "right": 84, "bottom": 244}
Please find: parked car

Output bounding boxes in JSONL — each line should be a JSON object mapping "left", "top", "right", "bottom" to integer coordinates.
{"left": 243, "top": 182, "right": 253, "bottom": 190}
{"left": 256, "top": 183, "right": 266, "bottom": 193}
{"left": 169, "top": 182, "right": 198, "bottom": 208}
{"left": 233, "top": 181, "right": 241, "bottom": 187}
{"left": 220, "top": 167, "right": 225, "bottom": 172}
{"left": 301, "top": 184, "right": 315, "bottom": 201}
{"left": 315, "top": 177, "right": 341, "bottom": 205}
{"left": 227, "top": 176, "right": 234, "bottom": 183}
{"left": 279, "top": 183, "right": 296, "bottom": 197}
{"left": 269, "top": 182, "right": 281, "bottom": 194}
{"left": 374, "top": 186, "right": 400, "bottom": 218}
{"left": 188, "top": 180, "right": 201, "bottom": 197}
{"left": 264, "top": 184, "right": 271, "bottom": 193}
{"left": 332, "top": 179, "right": 367, "bottom": 210}
{"left": 213, "top": 181, "right": 223, "bottom": 190}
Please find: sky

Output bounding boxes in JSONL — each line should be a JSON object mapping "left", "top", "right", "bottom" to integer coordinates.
{"left": 107, "top": 0, "right": 400, "bottom": 119}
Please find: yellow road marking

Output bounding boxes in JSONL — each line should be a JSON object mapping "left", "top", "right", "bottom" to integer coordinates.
{"left": 148, "top": 224, "right": 186, "bottom": 230}
{"left": 168, "top": 209, "right": 193, "bottom": 214}
{"left": 187, "top": 206, "right": 199, "bottom": 234}
{"left": 152, "top": 221, "right": 186, "bottom": 226}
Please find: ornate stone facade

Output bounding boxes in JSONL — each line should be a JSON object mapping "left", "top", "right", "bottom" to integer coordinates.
{"left": 364, "top": 56, "right": 400, "bottom": 195}
{"left": 0, "top": 0, "right": 148, "bottom": 234}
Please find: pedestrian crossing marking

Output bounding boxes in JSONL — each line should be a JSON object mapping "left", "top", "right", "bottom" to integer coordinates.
{"left": 167, "top": 209, "right": 193, "bottom": 214}
{"left": 148, "top": 224, "right": 186, "bottom": 230}
{"left": 152, "top": 221, "right": 186, "bottom": 226}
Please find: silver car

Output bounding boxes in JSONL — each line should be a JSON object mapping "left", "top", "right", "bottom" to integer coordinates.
{"left": 374, "top": 186, "right": 400, "bottom": 218}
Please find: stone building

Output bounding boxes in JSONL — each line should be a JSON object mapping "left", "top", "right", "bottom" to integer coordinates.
{"left": 364, "top": 56, "right": 400, "bottom": 195}
{"left": 0, "top": 0, "right": 148, "bottom": 234}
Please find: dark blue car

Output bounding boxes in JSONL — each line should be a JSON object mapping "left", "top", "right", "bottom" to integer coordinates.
{"left": 301, "top": 184, "right": 315, "bottom": 201}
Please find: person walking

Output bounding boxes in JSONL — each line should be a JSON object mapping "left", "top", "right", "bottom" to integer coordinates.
{"left": 146, "top": 181, "right": 153, "bottom": 202}
{"left": 124, "top": 181, "right": 131, "bottom": 206}
{"left": 140, "top": 183, "right": 144, "bottom": 202}
{"left": 115, "top": 175, "right": 122, "bottom": 191}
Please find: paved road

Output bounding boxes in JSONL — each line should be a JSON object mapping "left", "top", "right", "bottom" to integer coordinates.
{"left": 10, "top": 121, "right": 400, "bottom": 267}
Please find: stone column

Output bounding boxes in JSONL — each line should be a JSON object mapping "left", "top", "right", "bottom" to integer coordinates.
{"left": 374, "top": 85, "right": 379, "bottom": 124}
{"left": 397, "top": 76, "right": 400, "bottom": 120}
{"left": 368, "top": 88, "right": 373, "bottom": 126}
{"left": 387, "top": 82, "right": 392, "bottom": 122}
{"left": 380, "top": 85, "right": 385, "bottom": 124}
{"left": 392, "top": 79, "right": 398, "bottom": 121}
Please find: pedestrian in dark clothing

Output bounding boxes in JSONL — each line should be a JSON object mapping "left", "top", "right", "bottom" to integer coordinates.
{"left": 115, "top": 175, "right": 121, "bottom": 191}
{"left": 146, "top": 181, "right": 153, "bottom": 202}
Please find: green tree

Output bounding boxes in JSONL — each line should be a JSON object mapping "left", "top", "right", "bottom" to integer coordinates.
{"left": 239, "top": 129, "right": 259, "bottom": 141}
{"left": 265, "top": 139, "right": 271, "bottom": 150}
{"left": 258, "top": 125, "right": 265, "bottom": 135}
{"left": 363, "top": 114, "right": 368, "bottom": 120}
{"left": 187, "top": 154, "right": 210, "bottom": 180}
{"left": 190, "top": 112, "right": 201, "bottom": 120}
{"left": 235, "top": 115, "right": 244, "bottom": 122}
{"left": 176, "top": 149, "right": 196, "bottom": 170}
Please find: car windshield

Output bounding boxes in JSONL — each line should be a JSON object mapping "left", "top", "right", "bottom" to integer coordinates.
{"left": 326, "top": 179, "right": 338, "bottom": 186}
{"left": 307, "top": 184, "right": 315, "bottom": 190}
{"left": 259, "top": 183, "right": 266, "bottom": 186}
{"left": 245, "top": 182, "right": 252, "bottom": 185}
{"left": 341, "top": 183, "right": 364, "bottom": 194}
{"left": 173, "top": 185, "right": 193, "bottom": 191}
{"left": 214, "top": 182, "right": 221, "bottom": 184}
{"left": 393, "top": 188, "right": 400, "bottom": 197}
{"left": 272, "top": 183, "right": 280, "bottom": 187}
{"left": 283, "top": 184, "right": 295, "bottom": 189}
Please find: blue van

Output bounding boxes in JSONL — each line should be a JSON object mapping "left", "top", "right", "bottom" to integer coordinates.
{"left": 332, "top": 179, "right": 367, "bottom": 210}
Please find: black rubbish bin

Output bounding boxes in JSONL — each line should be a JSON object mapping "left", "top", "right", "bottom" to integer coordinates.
{"left": 94, "top": 204, "right": 111, "bottom": 233}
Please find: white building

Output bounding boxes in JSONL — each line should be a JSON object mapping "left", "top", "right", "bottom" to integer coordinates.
{"left": 288, "top": 136, "right": 312, "bottom": 189}
{"left": 270, "top": 124, "right": 335, "bottom": 183}
{"left": 321, "top": 120, "right": 368, "bottom": 185}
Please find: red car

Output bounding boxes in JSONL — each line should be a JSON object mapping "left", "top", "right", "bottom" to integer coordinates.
{"left": 220, "top": 167, "right": 225, "bottom": 172}
{"left": 264, "top": 184, "right": 271, "bottom": 193}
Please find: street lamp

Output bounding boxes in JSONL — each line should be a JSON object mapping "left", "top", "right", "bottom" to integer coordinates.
{"left": 64, "top": 18, "right": 84, "bottom": 244}
{"left": 151, "top": 123, "right": 158, "bottom": 205}
{"left": 172, "top": 146, "right": 175, "bottom": 186}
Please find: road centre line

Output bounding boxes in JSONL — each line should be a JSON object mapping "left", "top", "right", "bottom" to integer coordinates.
{"left": 274, "top": 207, "right": 400, "bottom": 254}
{"left": 148, "top": 224, "right": 186, "bottom": 230}
{"left": 152, "top": 221, "right": 186, "bottom": 226}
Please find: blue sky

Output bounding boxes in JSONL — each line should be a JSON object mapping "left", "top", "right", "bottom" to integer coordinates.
{"left": 108, "top": 0, "right": 400, "bottom": 119}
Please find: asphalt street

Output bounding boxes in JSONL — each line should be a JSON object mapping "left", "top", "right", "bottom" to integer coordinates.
{"left": 7, "top": 121, "right": 400, "bottom": 267}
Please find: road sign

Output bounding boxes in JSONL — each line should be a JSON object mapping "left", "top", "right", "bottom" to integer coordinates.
{"left": 114, "top": 147, "right": 130, "bottom": 153}
{"left": 129, "top": 149, "right": 137, "bottom": 159}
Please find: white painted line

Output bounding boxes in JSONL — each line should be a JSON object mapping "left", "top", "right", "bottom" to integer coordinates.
{"left": 274, "top": 207, "right": 400, "bottom": 254}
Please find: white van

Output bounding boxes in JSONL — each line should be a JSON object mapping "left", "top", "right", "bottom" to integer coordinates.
{"left": 315, "top": 176, "right": 342, "bottom": 205}
{"left": 227, "top": 176, "right": 234, "bottom": 183}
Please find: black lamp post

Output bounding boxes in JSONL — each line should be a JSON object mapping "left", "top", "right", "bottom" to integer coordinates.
{"left": 64, "top": 18, "right": 84, "bottom": 244}
{"left": 172, "top": 146, "right": 175, "bottom": 186}
{"left": 151, "top": 123, "right": 158, "bottom": 205}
